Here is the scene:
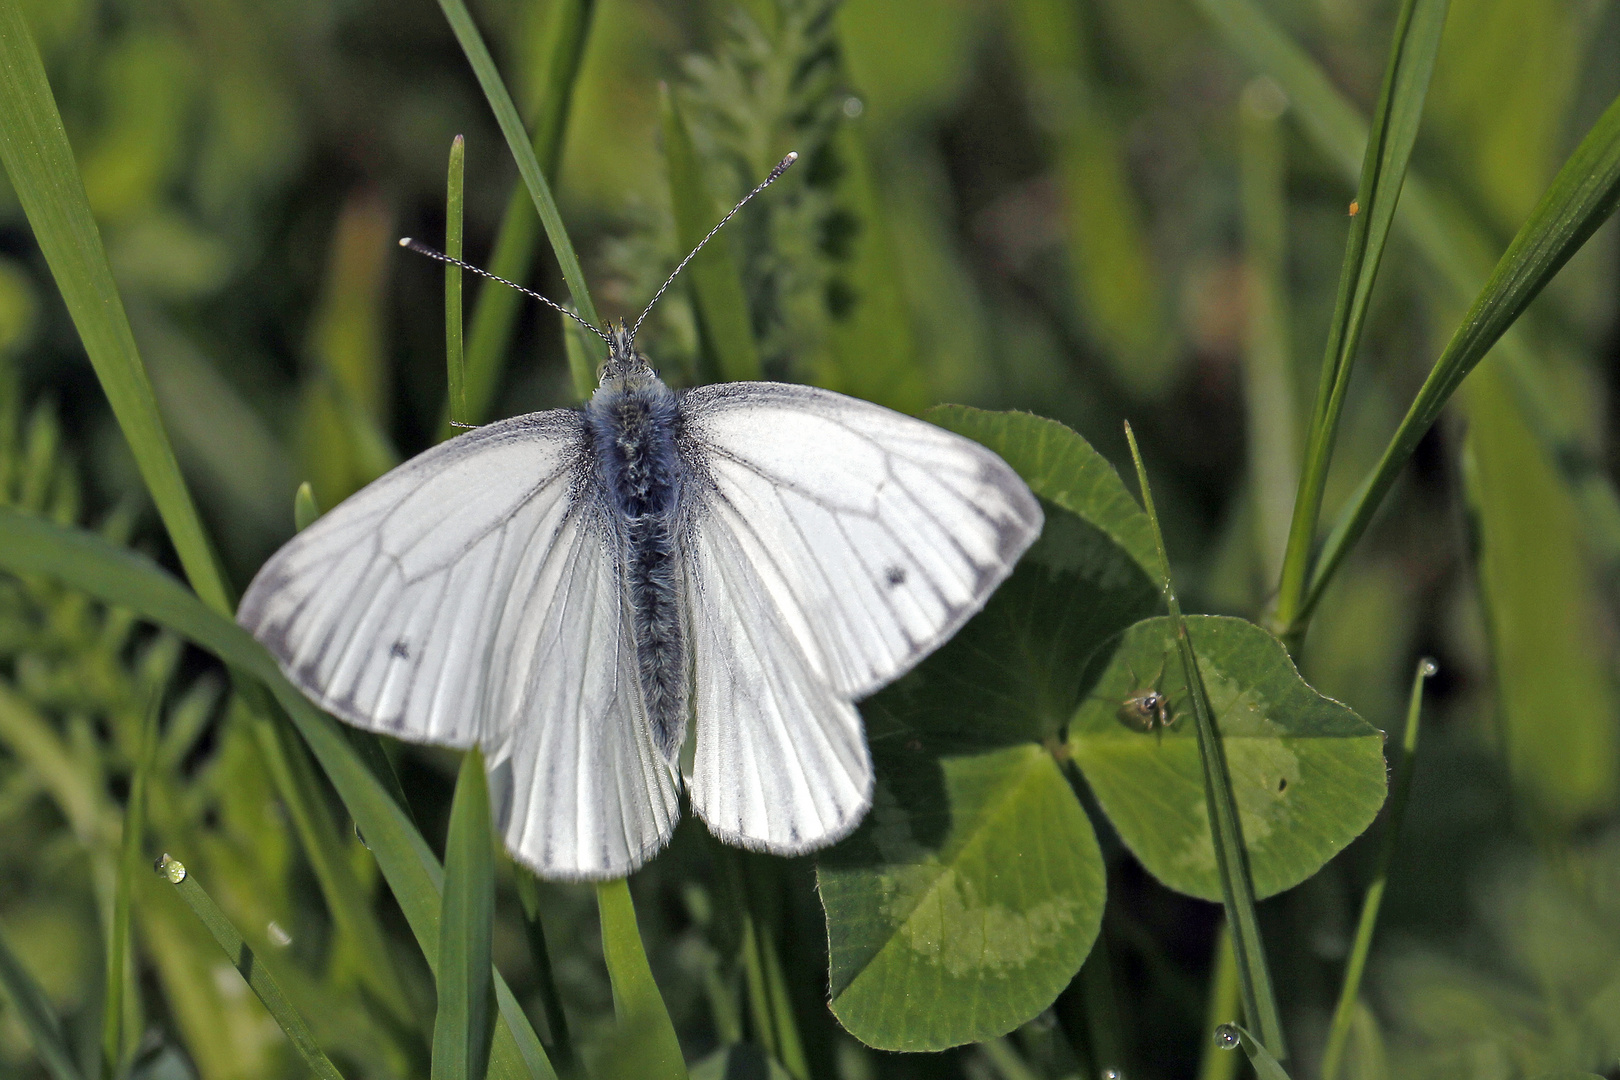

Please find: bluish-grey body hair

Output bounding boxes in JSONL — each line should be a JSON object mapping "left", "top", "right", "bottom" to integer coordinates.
{"left": 581, "top": 328, "right": 688, "bottom": 761}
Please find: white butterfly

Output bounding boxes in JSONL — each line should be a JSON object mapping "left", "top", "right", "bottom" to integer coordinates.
{"left": 237, "top": 157, "right": 1043, "bottom": 880}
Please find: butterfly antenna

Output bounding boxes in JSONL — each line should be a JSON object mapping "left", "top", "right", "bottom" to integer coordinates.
{"left": 397, "top": 238, "right": 611, "bottom": 344}
{"left": 630, "top": 151, "right": 798, "bottom": 343}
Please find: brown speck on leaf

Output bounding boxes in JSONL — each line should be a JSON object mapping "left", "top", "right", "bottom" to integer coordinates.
{"left": 1348, "top": 200, "right": 1360, "bottom": 216}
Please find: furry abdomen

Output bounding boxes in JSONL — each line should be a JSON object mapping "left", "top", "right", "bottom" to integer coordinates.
{"left": 582, "top": 372, "right": 687, "bottom": 761}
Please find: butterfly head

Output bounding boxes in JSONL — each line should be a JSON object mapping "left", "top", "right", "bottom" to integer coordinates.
{"left": 601, "top": 321, "right": 653, "bottom": 381}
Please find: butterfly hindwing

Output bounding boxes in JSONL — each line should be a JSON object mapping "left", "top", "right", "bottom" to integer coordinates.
{"left": 238, "top": 410, "right": 678, "bottom": 879}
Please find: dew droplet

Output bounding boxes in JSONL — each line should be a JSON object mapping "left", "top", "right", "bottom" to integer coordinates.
{"left": 1419, "top": 657, "right": 1439, "bottom": 677}
{"left": 843, "top": 96, "right": 864, "bottom": 118}
{"left": 267, "top": 921, "right": 292, "bottom": 947}
{"left": 154, "top": 854, "right": 186, "bottom": 884}
{"left": 1213, "top": 1024, "right": 1241, "bottom": 1050}
{"left": 1101, "top": 1070, "right": 1124, "bottom": 1080}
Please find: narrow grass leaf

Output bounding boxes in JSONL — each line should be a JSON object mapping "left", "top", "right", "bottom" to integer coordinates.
{"left": 0, "top": 507, "right": 555, "bottom": 1080}
{"left": 102, "top": 691, "right": 158, "bottom": 1079}
{"left": 446, "top": 134, "right": 467, "bottom": 429}
{"left": 1238, "top": 78, "right": 1299, "bottom": 587}
{"left": 433, "top": 748, "right": 497, "bottom": 1080}
{"left": 293, "top": 481, "right": 321, "bottom": 532}
{"left": 434, "top": 0, "right": 602, "bottom": 373}
{"left": 153, "top": 854, "right": 346, "bottom": 1080}
{"left": 1214, "top": 1023, "right": 1292, "bottom": 1080}
{"left": 451, "top": 0, "right": 596, "bottom": 427}
{"left": 1273, "top": 0, "right": 1449, "bottom": 632}
{"left": 513, "top": 866, "right": 578, "bottom": 1072}
{"left": 1302, "top": 89, "right": 1620, "bottom": 621}
{"left": 0, "top": 0, "right": 231, "bottom": 615}
{"left": 660, "top": 85, "right": 762, "bottom": 383}
{"left": 1196, "top": 924, "right": 1241, "bottom": 1080}
{"left": 1193, "top": 0, "right": 1620, "bottom": 622}
{"left": 594, "top": 880, "right": 687, "bottom": 1079}
{"left": 0, "top": 920, "right": 84, "bottom": 1080}
{"left": 1124, "top": 424, "right": 1285, "bottom": 1058}
{"left": 1320, "top": 658, "right": 1433, "bottom": 1080}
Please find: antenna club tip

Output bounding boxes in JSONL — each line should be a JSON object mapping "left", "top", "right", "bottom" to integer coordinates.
{"left": 768, "top": 151, "right": 798, "bottom": 181}
{"left": 398, "top": 237, "right": 412, "bottom": 247}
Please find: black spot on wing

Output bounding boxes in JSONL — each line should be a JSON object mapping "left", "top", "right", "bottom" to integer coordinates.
{"left": 390, "top": 640, "right": 410, "bottom": 659}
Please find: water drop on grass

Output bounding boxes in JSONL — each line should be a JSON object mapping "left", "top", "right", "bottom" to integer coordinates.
{"left": 1213, "top": 1024, "right": 1241, "bottom": 1049}
{"left": 154, "top": 854, "right": 186, "bottom": 884}
{"left": 1420, "top": 657, "right": 1438, "bottom": 677}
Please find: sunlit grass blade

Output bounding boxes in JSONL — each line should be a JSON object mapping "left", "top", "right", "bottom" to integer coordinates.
{"left": 153, "top": 854, "right": 346, "bottom": 1080}
{"left": 1300, "top": 90, "right": 1620, "bottom": 623}
{"left": 596, "top": 880, "right": 687, "bottom": 1079}
{"left": 0, "top": 0, "right": 230, "bottom": 615}
{"left": 433, "top": 748, "right": 497, "bottom": 1080}
{"left": 1124, "top": 422, "right": 1285, "bottom": 1058}
{"left": 293, "top": 481, "right": 321, "bottom": 532}
{"left": 1271, "top": 0, "right": 1449, "bottom": 636}
{"left": 0, "top": 919, "right": 85, "bottom": 1080}
{"left": 1196, "top": 923, "right": 1241, "bottom": 1080}
{"left": 101, "top": 691, "right": 158, "bottom": 1079}
{"left": 659, "top": 85, "right": 763, "bottom": 383}
{"left": 446, "top": 134, "right": 467, "bottom": 430}
{"left": 1213, "top": 1023, "right": 1292, "bottom": 1079}
{"left": 434, "top": 0, "right": 602, "bottom": 386}
{"left": 449, "top": 0, "right": 596, "bottom": 426}
{"left": 0, "top": 506, "right": 555, "bottom": 1080}
{"left": 1320, "top": 658, "right": 1434, "bottom": 1080}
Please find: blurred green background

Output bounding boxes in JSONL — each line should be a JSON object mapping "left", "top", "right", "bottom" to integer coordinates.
{"left": 0, "top": 0, "right": 1617, "bottom": 1076}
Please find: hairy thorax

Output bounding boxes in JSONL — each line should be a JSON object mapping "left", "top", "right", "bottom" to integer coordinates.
{"left": 581, "top": 364, "right": 687, "bottom": 761}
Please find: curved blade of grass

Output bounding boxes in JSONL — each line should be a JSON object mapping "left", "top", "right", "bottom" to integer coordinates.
{"left": 660, "top": 85, "right": 762, "bottom": 384}
{"left": 1214, "top": 1023, "right": 1292, "bottom": 1080}
{"left": 513, "top": 866, "right": 578, "bottom": 1073}
{"left": 101, "top": 691, "right": 158, "bottom": 1079}
{"left": 1272, "top": 0, "right": 1448, "bottom": 634}
{"left": 1195, "top": 923, "right": 1241, "bottom": 1080}
{"left": 1300, "top": 90, "right": 1620, "bottom": 622}
{"left": 449, "top": 0, "right": 597, "bottom": 427}
{"left": 0, "top": 920, "right": 84, "bottom": 1080}
{"left": 1124, "top": 423, "right": 1285, "bottom": 1058}
{"left": 446, "top": 134, "right": 467, "bottom": 429}
{"left": 0, "top": 507, "right": 555, "bottom": 1080}
{"left": 434, "top": 0, "right": 602, "bottom": 392}
{"left": 433, "top": 748, "right": 497, "bottom": 1080}
{"left": 0, "top": 0, "right": 230, "bottom": 615}
{"left": 1320, "top": 658, "right": 1434, "bottom": 1080}
{"left": 596, "top": 880, "right": 687, "bottom": 1079}
{"left": 1194, "top": 0, "right": 1620, "bottom": 624}
{"left": 154, "top": 854, "right": 346, "bottom": 1080}
{"left": 293, "top": 481, "right": 322, "bottom": 531}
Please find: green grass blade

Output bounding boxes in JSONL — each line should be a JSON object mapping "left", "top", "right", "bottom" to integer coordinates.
{"left": 433, "top": 748, "right": 497, "bottom": 1080}
{"left": 0, "top": 506, "right": 555, "bottom": 1080}
{"left": 1300, "top": 89, "right": 1620, "bottom": 622}
{"left": 1271, "top": 0, "right": 1449, "bottom": 634}
{"left": 1238, "top": 78, "right": 1299, "bottom": 587}
{"left": 0, "top": 919, "right": 85, "bottom": 1080}
{"left": 434, "top": 0, "right": 602, "bottom": 380}
{"left": 101, "top": 691, "right": 158, "bottom": 1079}
{"left": 0, "top": 0, "right": 231, "bottom": 616}
{"left": 1196, "top": 923, "right": 1241, "bottom": 1080}
{"left": 1213, "top": 1023, "right": 1292, "bottom": 1080}
{"left": 1124, "top": 423, "right": 1285, "bottom": 1058}
{"left": 1193, "top": 0, "right": 1620, "bottom": 625}
{"left": 513, "top": 866, "right": 578, "bottom": 1074}
{"left": 446, "top": 134, "right": 467, "bottom": 430}
{"left": 1320, "top": 658, "right": 1434, "bottom": 1080}
{"left": 293, "top": 481, "right": 322, "bottom": 532}
{"left": 596, "top": 880, "right": 687, "bottom": 1079}
{"left": 153, "top": 854, "right": 346, "bottom": 1080}
{"left": 450, "top": 0, "right": 596, "bottom": 427}
{"left": 659, "top": 85, "right": 762, "bottom": 383}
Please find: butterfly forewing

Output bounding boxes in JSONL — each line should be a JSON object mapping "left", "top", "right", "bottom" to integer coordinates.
{"left": 680, "top": 382, "right": 1044, "bottom": 699}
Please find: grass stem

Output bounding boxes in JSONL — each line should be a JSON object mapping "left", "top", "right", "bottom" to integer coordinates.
{"left": 1125, "top": 421, "right": 1286, "bottom": 1058}
{"left": 445, "top": 135, "right": 466, "bottom": 431}
{"left": 1319, "top": 657, "right": 1434, "bottom": 1080}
